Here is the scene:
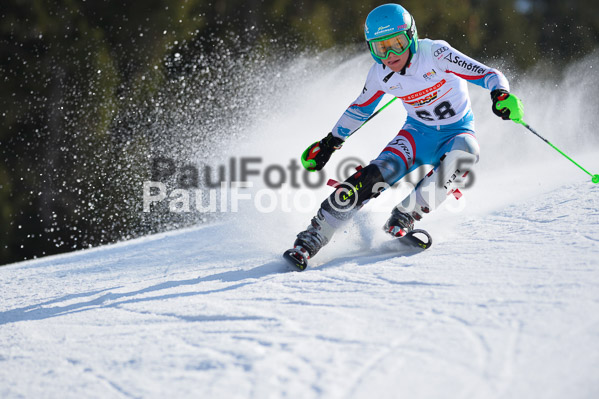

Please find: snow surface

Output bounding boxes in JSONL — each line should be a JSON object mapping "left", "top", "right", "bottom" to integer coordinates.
{"left": 2, "top": 52, "right": 599, "bottom": 398}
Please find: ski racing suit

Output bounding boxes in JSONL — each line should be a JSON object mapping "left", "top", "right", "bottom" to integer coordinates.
{"left": 328, "top": 38, "right": 510, "bottom": 221}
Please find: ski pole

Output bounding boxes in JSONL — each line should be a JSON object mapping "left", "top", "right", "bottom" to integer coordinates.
{"left": 355, "top": 96, "right": 397, "bottom": 132}
{"left": 516, "top": 120, "right": 599, "bottom": 184}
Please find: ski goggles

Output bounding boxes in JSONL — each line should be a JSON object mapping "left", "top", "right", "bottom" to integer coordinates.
{"left": 368, "top": 32, "right": 412, "bottom": 60}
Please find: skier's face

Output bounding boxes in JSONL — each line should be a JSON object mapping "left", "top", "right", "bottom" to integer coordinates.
{"left": 381, "top": 50, "right": 410, "bottom": 72}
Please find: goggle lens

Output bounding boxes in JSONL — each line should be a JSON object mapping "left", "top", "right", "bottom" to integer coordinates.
{"left": 369, "top": 32, "right": 411, "bottom": 60}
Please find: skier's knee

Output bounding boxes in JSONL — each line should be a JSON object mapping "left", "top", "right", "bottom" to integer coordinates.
{"left": 449, "top": 134, "right": 480, "bottom": 162}
{"left": 321, "top": 163, "right": 386, "bottom": 221}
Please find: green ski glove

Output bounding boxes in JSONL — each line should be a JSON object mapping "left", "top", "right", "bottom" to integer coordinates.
{"left": 491, "top": 89, "right": 525, "bottom": 124}
{"left": 301, "top": 133, "right": 344, "bottom": 171}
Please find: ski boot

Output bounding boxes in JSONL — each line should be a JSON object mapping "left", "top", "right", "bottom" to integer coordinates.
{"left": 283, "top": 209, "right": 336, "bottom": 271}
{"left": 383, "top": 207, "right": 432, "bottom": 250}
{"left": 384, "top": 207, "right": 417, "bottom": 238}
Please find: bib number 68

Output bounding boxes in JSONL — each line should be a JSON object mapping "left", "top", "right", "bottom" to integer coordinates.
{"left": 415, "top": 101, "right": 456, "bottom": 121}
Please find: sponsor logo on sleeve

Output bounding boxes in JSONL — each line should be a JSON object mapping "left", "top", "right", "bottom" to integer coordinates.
{"left": 444, "top": 53, "right": 487, "bottom": 75}
{"left": 433, "top": 46, "right": 449, "bottom": 58}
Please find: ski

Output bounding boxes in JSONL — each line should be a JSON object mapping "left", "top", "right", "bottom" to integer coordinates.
{"left": 398, "top": 229, "right": 433, "bottom": 250}
{"left": 283, "top": 229, "right": 432, "bottom": 271}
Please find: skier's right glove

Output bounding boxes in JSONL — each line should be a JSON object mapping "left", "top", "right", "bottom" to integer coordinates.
{"left": 301, "top": 132, "right": 344, "bottom": 171}
{"left": 491, "top": 89, "right": 524, "bottom": 123}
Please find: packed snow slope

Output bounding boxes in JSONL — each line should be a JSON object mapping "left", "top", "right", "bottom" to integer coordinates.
{"left": 2, "top": 177, "right": 598, "bottom": 399}
{"left": 2, "top": 51, "right": 599, "bottom": 398}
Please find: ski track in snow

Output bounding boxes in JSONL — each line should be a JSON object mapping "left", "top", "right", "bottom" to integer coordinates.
{"left": 1, "top": 179, "right": 598, "bottom": 399}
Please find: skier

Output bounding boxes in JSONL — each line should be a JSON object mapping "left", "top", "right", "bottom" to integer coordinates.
{"left": 284, "top": 3, "right": 524, "bottom": 270}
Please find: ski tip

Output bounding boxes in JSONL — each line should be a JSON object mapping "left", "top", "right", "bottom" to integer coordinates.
{"left": 403, "top": 229, "right": 433, "bottom": 250}
{"left": 283, "top": 249, "right": 308, "bottom": 271}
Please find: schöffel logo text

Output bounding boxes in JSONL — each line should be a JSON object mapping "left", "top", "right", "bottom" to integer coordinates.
{"left": 444, "top": 53, "right": 487, "bottom": 75}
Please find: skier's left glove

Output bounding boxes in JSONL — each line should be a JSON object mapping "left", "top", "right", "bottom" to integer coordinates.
{"left": 301, "top": 132, "right": 344, "bottom": 171}
{"left": 491, "top": 89, "right": 524, "bottom": 123}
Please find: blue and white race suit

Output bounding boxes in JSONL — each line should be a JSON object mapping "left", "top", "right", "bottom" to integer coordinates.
{"left": 332, "top": 39, "right": 509, "bottom": 186}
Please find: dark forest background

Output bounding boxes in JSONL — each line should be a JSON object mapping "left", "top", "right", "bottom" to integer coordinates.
{"left": 1, "top": 0, "right": 598, "bottom": 265}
